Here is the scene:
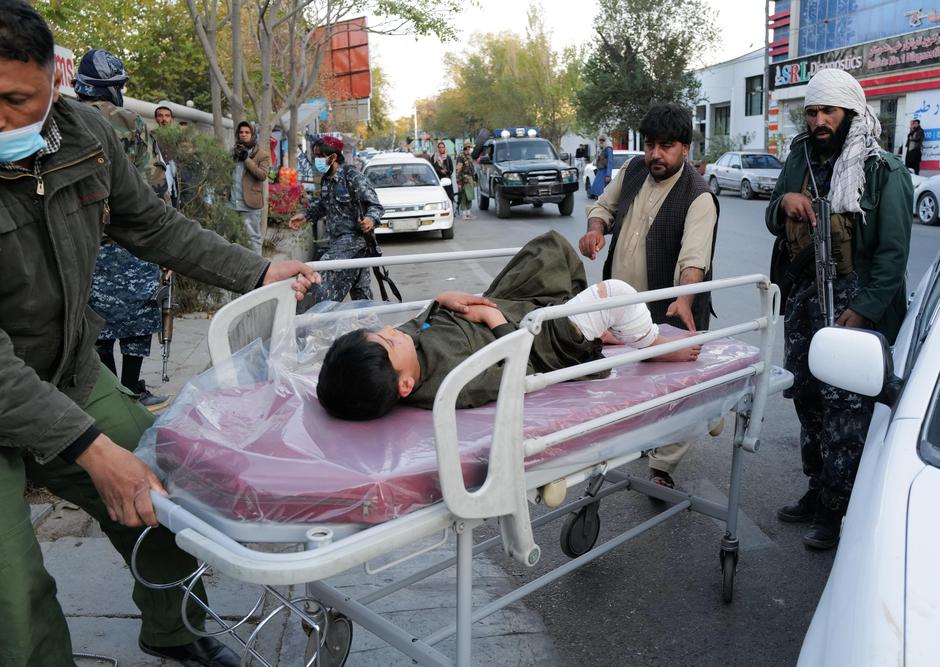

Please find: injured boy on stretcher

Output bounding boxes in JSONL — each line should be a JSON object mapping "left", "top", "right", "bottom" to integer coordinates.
{"left": 317, "top": 231, "right": 702, "bottom": 420}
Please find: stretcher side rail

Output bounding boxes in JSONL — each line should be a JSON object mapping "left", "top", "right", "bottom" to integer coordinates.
{"left": 432, "top": 274, "right": 780, "bottom": 566}
{"left": 207, "top": 248, "right": 522, "bottom": 367}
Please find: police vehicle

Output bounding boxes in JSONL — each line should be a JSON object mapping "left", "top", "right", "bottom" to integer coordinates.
{"left": 474, "top": 127, "right": 579, "bottom": 219}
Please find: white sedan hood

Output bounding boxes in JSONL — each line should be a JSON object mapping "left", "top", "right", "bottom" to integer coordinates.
{"left": 375, "top": 185, "right": 447, "bottom": 209}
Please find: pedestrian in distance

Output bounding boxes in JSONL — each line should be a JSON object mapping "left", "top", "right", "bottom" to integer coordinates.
{"left": 588, "top": 136, "right": 613, "bottom": 199}
{"left": 455, "top": 139, "right": 476, "bottom": 220}
{"left": 905, "top": 118, "right": 924, "bottom": 175}
{"left": 579, "top": 103, "right": 719, "bottom": 491}
{"left": 289, "top": 135, "right": 385, "bottom": 304}
{"left": 230, "top": 120, "right": 269, "bottom": 253}
{"left": 73, "top": 48, "right": 170, "bottom": 410}
{"left": 0, "top": 3, "right": 319, "bottom": 665}
{"left": 767, "top": 68, "right": 912, "bottom": 550}
{"left": 430, "top": 139, "right": 455, "bottom": 204}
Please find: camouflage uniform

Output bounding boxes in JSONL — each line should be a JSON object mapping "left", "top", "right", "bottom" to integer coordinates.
{"left": 783, "top": 272, "right": 875, "bottom": 512}
{"left": 85, "top": 101, "right": 166, "bottom": 358}
{"left": 304, "top": 164, "right": 384, "bottom": 302}
{"left": 455, "top": 151, "right": 476, "bottom": 211}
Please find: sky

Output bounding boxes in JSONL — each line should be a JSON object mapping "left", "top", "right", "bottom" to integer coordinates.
{"left": 371, "top": 0, "right": 768, "bottom": 119}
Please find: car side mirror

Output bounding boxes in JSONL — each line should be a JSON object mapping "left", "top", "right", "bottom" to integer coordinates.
{"left": 731, "top": 164, "right": 741, "bottom": 169}
{"left": 809, "top": 327, "right": 901, "bottom": 406}
{"left": 559, "top": 152, "right": 570, "bottom": 163}
{"left": 439, "top": 177, "right": 452, "bottom": 187}
{"left": 479, "top": 155, "right": 492, "bottom": 165}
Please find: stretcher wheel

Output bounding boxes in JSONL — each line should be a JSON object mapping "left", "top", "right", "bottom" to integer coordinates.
{"left": 719, "top": 549, "right": 738, "bottom": 604}
{"left": 560, "top": 501, "right": 601, "bottom": 558}
{"left": 303, "top": 610, "right": 353, "bottom": 667}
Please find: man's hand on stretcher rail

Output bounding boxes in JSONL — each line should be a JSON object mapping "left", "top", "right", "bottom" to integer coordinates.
{"left": 262, "top": 260, "right": 321, "bottom": 302}
{"left": 76, "top": 434, "right": 167, "bottom": 528}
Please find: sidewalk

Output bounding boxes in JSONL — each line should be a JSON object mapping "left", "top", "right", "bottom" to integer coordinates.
{"left": 31, "top": 313, "right": 559, "bottom": 666}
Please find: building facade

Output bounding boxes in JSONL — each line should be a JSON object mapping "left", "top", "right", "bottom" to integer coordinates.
{"left": 693, "top": 49, "right": 768, "bottom": 160}
{"left": 768, "top": 0, "right": 940, "bottom": 165}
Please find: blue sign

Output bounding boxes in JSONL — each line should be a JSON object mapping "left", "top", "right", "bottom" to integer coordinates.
{"left": 798, "top": 0, "right": 940, "bottom": 57}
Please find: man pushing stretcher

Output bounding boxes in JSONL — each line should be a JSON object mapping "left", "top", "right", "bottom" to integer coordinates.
{"left": 317, "top": 231, "right": 702, "bottom": 421}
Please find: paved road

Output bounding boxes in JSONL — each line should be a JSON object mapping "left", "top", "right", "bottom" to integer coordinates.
{"left": 373, "top": 185, "right": 938, "bottom": 666}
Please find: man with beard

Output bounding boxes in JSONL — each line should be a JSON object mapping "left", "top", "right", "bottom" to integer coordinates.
{"left": 767, "top": 68, "right": 912, "bottom": 550}
{"left": 578, "top": 103, "right": 718, "bottom": 490}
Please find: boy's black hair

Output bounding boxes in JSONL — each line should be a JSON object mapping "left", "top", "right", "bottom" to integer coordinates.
{"left": 639, "top": 103, "right": 693, "bottom": 145}
{"left": 0, "top": 0, "right": 55, "bottom": 69}
{"left": 317, "top": 329, "right": 401, "bottom": 420}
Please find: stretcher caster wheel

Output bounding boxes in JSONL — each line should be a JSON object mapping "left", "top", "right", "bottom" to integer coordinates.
{"left": 303, "top": 609, "right": 353, "bottom": 667}
{"left": 719, "top": 549, "right": 738, "bottom": 604}
{"left": 560, "top": 501, "right": 601, "bottom": 558}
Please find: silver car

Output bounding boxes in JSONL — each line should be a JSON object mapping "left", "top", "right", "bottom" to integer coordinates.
{"left": 704, "top": 151, "right": 783, "bottom": 200}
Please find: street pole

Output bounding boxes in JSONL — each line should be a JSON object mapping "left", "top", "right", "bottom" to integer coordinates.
{"left": 414, "top": 106, "right": 418, "bottom": 152}
{"left": 764, "top": 0, "right": 770, "bottom": 152}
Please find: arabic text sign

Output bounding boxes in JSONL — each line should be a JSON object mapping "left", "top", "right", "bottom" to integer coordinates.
{"left": 911, "top": 92, "right": 940, "bottom": 167}
{"left": 770, "top": 25, "right": 940, "bottom": 90}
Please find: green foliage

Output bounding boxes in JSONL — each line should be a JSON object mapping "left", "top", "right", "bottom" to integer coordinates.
{"left": 152, "top": 125, "right": 247, "bottom": 312}
{"left": 414, "top": 7, "right": 582, "bottom": 146}
{"left": 35, "top": 0, "right": 213, "bottom": 109}
{"left": 701, "top": 133, "right": 750, "bottom": 164}
{"left": 576, "top": 0, "right": 719, "bottom": 134}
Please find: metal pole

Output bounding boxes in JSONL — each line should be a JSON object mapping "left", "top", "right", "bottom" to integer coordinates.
{"left": 764, "top": 0, "right": 771, "bottom": 152}
{"left": 455, "top": 524, "right": 473, "bottom": 667}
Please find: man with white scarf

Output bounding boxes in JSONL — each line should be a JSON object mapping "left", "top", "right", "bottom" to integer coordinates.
{"left": 766, "top": 68, "right": 912, "bottom": 550}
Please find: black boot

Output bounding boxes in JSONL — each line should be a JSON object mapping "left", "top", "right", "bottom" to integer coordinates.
{"left": 139, "top": 636, "right": 240, "bottom": 666}
{"left": 802, "top": 505, "right": 843, "bottom": 550}
{"left": 777, "top": 488, "right": 819, "bottom": 523}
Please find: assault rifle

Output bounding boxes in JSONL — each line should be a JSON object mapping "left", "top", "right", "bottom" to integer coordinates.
{"left": 811, "top": 197, "right": 836, "bottom": 327}
{"left": 153, "top": 269, "right": 176, "bottom": 382}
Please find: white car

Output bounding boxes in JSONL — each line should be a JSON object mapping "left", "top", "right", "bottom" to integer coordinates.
{"left": 799, "top": 251, "right": 940, "bottom": 666}
{"left": 704, "top": 151, "right": 783, "bottom": 199}
{"left": 910, "top": 172, "right": 940, "bottom": 225}
{"left": 363, "top": 155, "right": 455, "bottom": 239}
{"left": 583, "top": 150, "right": 643, "bottom": 196}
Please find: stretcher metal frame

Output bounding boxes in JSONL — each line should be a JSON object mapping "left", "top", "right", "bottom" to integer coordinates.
{"left": 134, "top": 249, "right": 792, "bottom": 667}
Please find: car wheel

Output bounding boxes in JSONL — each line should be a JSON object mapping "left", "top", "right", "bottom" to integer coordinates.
{"left": 441, "top": 224, "right": 454, "bottom": 239}
{"left": 496, "top": 188, "right": 511, "bottom": 219}
{"left": 740, "top": 180, "right": 754, "bottom": 200}
{"left": 478, "top": 188, "right": 490, "bottom": 211}
{"left": 709, "top": 177, "right": 721, "bottom": 195}
{"left": 917, "top": 191, "right": 939, "bottom": 225}
{"left": 558, "top": 193, "right": 574, "bottom": 216}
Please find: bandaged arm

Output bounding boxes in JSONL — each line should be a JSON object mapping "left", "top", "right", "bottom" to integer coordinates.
{"left": 566, "top": 280, "right": 659, "bottom": 347}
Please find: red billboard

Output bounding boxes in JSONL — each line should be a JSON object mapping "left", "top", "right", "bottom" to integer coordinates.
{"left": 318, "top": 16, "right": 371, "bottom": 102}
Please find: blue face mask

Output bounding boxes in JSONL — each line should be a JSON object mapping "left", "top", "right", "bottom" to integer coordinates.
{"left": 314, "top": 157, "right": 330, "bottom": 174}
{"left": 0, "top": 77, "right": 54, "bottom": 162}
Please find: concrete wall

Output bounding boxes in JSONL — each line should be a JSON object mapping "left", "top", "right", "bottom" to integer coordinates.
{"left": 695, "top": 49, "right": 768, "bottom": 155}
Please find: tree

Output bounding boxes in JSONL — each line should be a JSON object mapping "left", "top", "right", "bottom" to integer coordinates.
{"left": 416, "top": 7, "right": 583, "bottom": 146}
{"left": 35, "top": 0, "right": 214, "bottom": 110}
{"left": 576, "top": 0, "right": 719, "bottom": 135}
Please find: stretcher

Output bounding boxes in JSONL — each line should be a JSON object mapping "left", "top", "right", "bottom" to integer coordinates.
{"left": 133, "top": 248, "right": 792, "bottom": 667}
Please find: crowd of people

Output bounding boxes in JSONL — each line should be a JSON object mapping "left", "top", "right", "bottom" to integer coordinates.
{"left": 0, "top": 0, "right": 918, "bottom": 664}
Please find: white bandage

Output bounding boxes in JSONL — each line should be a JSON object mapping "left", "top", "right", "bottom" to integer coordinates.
{"left": 566, "top": 280, "right": 658, "bottom": 347}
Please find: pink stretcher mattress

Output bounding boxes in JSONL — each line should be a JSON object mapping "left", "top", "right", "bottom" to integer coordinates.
{"left": 151, "top": 334, "right": 760, "bottom": 525}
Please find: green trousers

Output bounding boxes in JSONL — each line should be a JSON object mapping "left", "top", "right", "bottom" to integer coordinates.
{"left": 0, "top": 366, "right": 207, "bottom": 667}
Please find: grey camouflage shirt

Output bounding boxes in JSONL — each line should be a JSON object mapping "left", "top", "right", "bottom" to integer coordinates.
{"left": 305, "top": 164, "right": 384, "bottom": 257}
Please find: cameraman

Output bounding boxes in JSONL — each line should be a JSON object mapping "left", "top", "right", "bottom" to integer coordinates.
{"left": 230, "top": 121, "right": 269, "bottom": 253}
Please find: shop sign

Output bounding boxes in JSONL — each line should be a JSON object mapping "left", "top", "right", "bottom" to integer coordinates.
{"left": 770, "top": 25, "right": 940, "bottom": 90}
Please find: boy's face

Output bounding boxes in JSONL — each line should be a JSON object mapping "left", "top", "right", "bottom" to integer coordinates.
{"left": 367, "top": 326, "right": 419, "bottom": 396}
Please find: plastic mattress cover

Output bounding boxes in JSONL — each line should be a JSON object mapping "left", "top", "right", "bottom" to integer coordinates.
{"left": 137, "top": 303, "right": 761, "bottom": 526}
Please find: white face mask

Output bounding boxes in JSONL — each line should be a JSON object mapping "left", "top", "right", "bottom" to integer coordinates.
{"left": 0, "top": 75, "right": 55, "bottom": 162}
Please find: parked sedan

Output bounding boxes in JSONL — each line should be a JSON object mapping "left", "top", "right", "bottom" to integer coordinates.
{"left": 363, "top": 156, "right": 455, "bottom": 239}
{"left": 911, "top": 172, "right": 940, "bottom": 225}
{"left": 583, "top": 150, "right": 643, "bottom": 197}
{"left": 798, "top": 251, "right": 940, "bottom": 666}
{"left": 704, "top": 152, "right": 782, "bottom": 199}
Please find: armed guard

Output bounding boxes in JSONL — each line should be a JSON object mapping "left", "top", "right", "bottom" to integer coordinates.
{"left": 74, "top": 49, "right": 169, "bottom": 408}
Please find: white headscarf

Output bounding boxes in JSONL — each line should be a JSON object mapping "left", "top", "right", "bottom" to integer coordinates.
{"left": 803, "top": 68, "right": 882, "bottom": 218}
